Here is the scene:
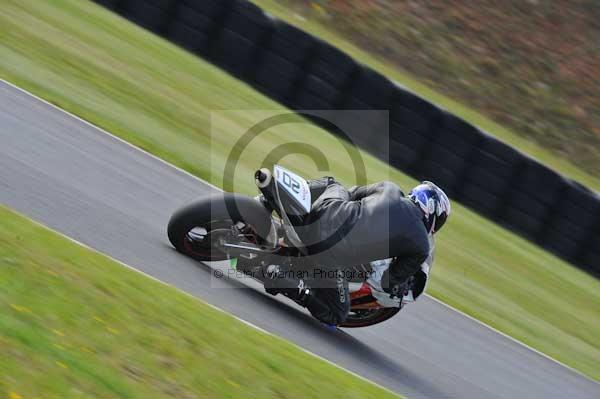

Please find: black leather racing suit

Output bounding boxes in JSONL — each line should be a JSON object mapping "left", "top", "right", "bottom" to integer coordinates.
{"left": 292, "top": 177, "right": 431, "bottom": 324}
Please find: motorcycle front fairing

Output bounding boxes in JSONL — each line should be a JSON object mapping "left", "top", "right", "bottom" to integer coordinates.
{"left": 362, "top": 234, "right": 435, "bottom": 307}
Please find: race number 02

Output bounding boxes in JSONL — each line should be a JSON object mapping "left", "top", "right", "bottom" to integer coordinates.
{"left": 282, "top": 171, "right": 300, "bottom": 194}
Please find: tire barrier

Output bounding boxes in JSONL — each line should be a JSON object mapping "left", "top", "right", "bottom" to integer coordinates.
{"left": 92, "top": 0, "right": 600, "bottom": 277}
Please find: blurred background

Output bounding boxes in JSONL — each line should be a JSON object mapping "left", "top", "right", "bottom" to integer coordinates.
{"left": 275, "top": 0, "right": 600, "bottom": 175}
{"left": 1, "top": 1, "right": 599, "bottom": 398}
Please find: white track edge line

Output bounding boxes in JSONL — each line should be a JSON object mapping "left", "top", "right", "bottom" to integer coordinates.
{"left": 13, "top": 210, "right": 401, "bottom": 397}
{"left": 0, "top": 80, "right": 222, "bottom": 193}
{"left": 2, "top": 78, "right": 597, "bottom": 385}
{"left": 424, "top": 294, "right": 595, "bottom": 382}
{"left": 1, "top": 79, "right": 403, "bottom": 397}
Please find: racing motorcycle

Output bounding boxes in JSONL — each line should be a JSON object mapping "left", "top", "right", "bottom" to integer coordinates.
{"left": 168, "top": 165, "right": 409, "bottom": 327}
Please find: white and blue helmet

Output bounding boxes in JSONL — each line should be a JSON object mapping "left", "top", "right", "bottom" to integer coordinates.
{"left": 409, "top": 181, "right": 451, "bottom": 234}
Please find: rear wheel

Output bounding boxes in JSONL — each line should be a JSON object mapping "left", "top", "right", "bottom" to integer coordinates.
{"left": 168, "top": 193, "right": 273, "bottom": 261}
{"left": 339, "top": 307, "right": 401, "bottom": 328}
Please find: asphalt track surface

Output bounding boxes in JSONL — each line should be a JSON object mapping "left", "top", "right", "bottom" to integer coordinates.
{"left": 1, "top": 80, "right": 598, "bottom": 399}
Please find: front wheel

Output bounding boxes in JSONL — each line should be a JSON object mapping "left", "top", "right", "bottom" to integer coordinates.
{"left": 167, "top": 193, "right": 273, "bottom": 261}
{"left": 339, "top": 307, "right": 401, "bottom": 328}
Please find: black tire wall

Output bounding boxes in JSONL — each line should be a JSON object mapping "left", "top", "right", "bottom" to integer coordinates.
{"left": 93, "top": 0, "right": 600, "bottom": 277}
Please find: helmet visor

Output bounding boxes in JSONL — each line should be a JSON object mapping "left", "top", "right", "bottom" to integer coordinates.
{"left": 432, "top": 212, "right": 447, "bottom": 233}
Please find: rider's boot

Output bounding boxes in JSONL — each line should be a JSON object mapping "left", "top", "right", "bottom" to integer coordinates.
{"left": 264, "top": 265, "right": 347, "bottom": 326}
{"left": 299, "top": 286, "right": 345, "bottom": 326}
{"left": 263, "top": 264, "right": 304, "bottom": 297}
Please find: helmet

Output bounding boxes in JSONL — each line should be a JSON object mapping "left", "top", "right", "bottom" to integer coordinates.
{"left": 408, "top": 181, "right": 451, "bottom": 234}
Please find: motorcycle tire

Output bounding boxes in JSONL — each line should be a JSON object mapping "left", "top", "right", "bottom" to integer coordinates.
{"left": 168, "top": 193, "right": 273, "bottom": 261}
{"left": 339, "top": 307, "right": 401, "bottom": 328}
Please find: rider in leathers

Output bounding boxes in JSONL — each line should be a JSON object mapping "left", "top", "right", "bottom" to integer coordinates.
{"left": 266, "top": 177, "right": 451, "bottom": 325}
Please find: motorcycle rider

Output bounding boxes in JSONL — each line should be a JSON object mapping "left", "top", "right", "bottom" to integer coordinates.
{"left": 264, "top": 177, "right": 451, "bottom": 326}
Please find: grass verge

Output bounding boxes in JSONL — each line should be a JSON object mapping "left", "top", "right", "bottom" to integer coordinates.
{"left": 0, "top": 0, "right": 599, "bottom": 381}
{"left": 0, "top": 206, "right": 401, "bottom": 398}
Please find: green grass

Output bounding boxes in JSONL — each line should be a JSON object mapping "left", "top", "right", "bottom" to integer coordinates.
{"left": 0, "top": 206, "right": 401, "bottom": 398}
{"left": 253, "top": 0, "right": 600, "bottom": 193}
{"left": 0, "top": 0, "right": 599, "bottom": 381}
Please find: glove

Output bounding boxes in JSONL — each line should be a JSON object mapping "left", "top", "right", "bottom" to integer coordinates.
{"left": 382, "top": 269, "right": 412, "bottom": 299}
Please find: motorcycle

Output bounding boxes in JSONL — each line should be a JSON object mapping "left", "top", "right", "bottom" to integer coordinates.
{"left": 167, "top": 164, "right": 407, "bottom": 327}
